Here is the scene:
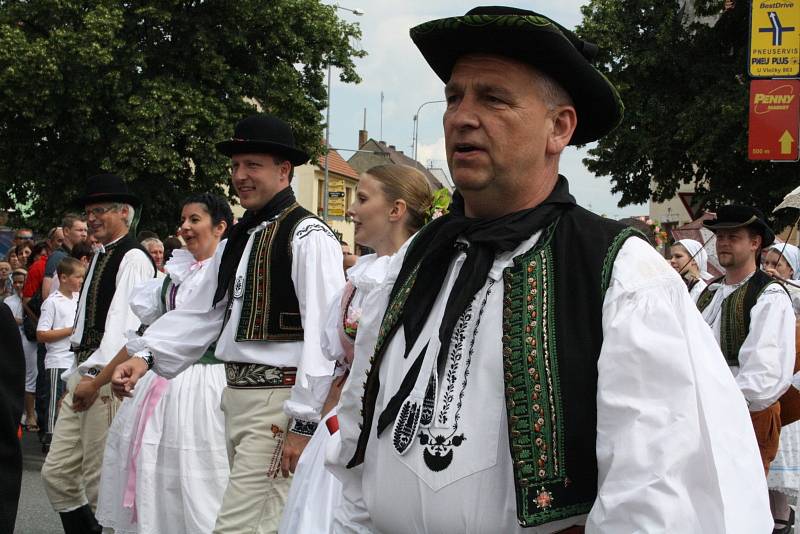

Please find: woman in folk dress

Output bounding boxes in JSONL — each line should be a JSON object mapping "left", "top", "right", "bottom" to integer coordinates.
{"left": 279, "top": 165, "right": 434, "bottom": 533}
{"left": 96, "top": 193, "right": 233, "bottom": 534}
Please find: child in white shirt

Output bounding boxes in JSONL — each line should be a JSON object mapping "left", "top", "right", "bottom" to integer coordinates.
{"left": 37, "top": 257, "right": 85, "bottom": 443}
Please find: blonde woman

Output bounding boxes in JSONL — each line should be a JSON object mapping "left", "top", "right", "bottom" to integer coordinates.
{"left": 280, "top": 165, "right": 434, "bottom": 533}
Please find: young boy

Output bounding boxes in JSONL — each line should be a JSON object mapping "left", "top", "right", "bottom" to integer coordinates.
{"left": 37, "top": 258, "right": 84, "bottom": 448}
{"left": 5, "top": 269, "right": 39, "bottom": 430}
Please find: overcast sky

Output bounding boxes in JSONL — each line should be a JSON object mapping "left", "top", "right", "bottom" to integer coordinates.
{"left": 325, "top": 1, "right": 648, "bottom": 219}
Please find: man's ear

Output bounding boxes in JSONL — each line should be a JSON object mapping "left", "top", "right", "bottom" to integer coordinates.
{"left": 546, "top": 106, "right": 577, "bottom": 155}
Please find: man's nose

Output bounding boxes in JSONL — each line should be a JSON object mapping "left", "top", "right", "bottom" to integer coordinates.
{"left": 445, "top": 97, "right": 480, "bottom": 130}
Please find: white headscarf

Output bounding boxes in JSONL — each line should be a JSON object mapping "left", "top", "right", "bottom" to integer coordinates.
{"left": 767, "top": 243, "right": 800, "bottom": 280}
{"left": 676, "top": 239, "right": 711, "bottom": 280}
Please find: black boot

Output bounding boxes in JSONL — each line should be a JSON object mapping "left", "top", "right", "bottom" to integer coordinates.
{"left": 58, "top": 504, "right": 102, "bottom": 534}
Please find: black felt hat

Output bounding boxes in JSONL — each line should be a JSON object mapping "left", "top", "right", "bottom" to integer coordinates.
{"left": 410, "top": 6, "right": 624, "bottom": 145}
{"left": 703, "top": 205, "right": 775, "bottom": 247}
{"left": 75, "top": 173, "right": 141, "bottom": 208}
{"left": 215, "top": 114, "right": 309, "bottom": 166}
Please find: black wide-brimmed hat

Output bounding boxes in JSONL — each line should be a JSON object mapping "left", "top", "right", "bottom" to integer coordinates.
{"left": 75, "top": 173, "right": 141, "bottom": 208}
{"left": 703, "top": 205, "right": 775, "bottom": 247}
{"left": 410, "top": 6, "right": 624, "bottom": 145}
{"left": 215, "top": 114, "right": 309, "bottom": 166}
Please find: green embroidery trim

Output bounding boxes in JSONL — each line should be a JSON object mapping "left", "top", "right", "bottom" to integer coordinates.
{"left": 411, "top": 14, "right": 556, "bottom": 36}
{"left": 720, "top": 284, "right": 749, "bottom": 366}
{"left": 371, "top": 262, "right": 421, "bottom": 362}
{"left": 501, "top": 224, "right": 590, "bottom": 527}
{"left": 600, "top": 227, "right": 642, "bottom": 296}
{"left": 696, "top": 286, "right": 715, "bottom": 313}
{"left": 699, "top": 277, "right": 779, "bottom": 366}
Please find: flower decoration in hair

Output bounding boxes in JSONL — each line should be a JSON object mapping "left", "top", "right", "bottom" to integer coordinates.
{"left": 645, "top": 218, "right": 669, "bottom": 247}
{"left": 425, "top": 188, "right": 453, "bottom": 224}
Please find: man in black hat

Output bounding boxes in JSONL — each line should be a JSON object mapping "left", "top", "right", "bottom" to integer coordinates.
{"left": 112, "top": 114, "right": 344, "bottom": 532}
{"left": 698, "top": 206, "right": 795, "bottom": 477}
{"left": 331, "top": 7, "right": 772, "bottom": 533}
{"left": 41, "top": 174, "right": 156, "bottom": 533}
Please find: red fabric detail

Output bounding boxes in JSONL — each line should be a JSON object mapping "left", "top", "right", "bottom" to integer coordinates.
{"left": 326, "top": 415, "right": 339, "bottom": 435}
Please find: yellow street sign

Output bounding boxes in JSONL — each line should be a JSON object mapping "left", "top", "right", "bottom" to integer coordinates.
{"left": 327, "top": 178, "right": 346, "bottom": 217}
{"left": 749, "top": 0, "right": 800, "bottom": 77}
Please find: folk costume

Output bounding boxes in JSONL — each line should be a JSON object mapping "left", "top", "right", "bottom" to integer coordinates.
{"left": 280, "top": 252, "right": 396, "bottom": 533}
{"left": 332, "top": 8, "right": 773, "bottom": 533}
{"left": 96, "top": 247, "right": 229, "bottom": 534}
{"left": 128, "top": 114, "right": 345, "bottom": 533}
{"left": 42, "top": 174, "right": 156, "bottom": 534}
{"left": 758, "top": 243, "right": 800, "bottom": 522}
{"left": 675, "top": 238, "right": 711, "bottom": 303}
{"left": 697, "top": 206, "right": 796, "bottom": 476}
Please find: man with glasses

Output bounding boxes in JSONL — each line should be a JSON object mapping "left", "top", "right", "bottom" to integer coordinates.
{"left": 41, "top": 174, "right": 155, "bottom": 534}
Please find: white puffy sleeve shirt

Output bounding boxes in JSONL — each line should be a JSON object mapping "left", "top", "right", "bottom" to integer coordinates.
{"left": 70, "top": 241, "right": 155, "bottom": 379}
{"left": 700, "top": 275, "right": 795, "bottom": 411}
{"left": 321, "top": 254, "right": 393, "bottom": 367}
{"left": 132, "top": 218, "right": 344, "bottom": 423}
{"left": 332, "top": 236, "right": 772, "bottom": 533}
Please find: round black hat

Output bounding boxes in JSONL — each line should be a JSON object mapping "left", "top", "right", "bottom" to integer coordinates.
{"left": 703, "top": 205, "right": 775, "bottom": 248}
{"left": 409, "top": 6, "right": 624, "bottom": 145}
{"left": 215, "top": 114, "right": 310, "bottom": 166}
{"left": 74, "top": 173, "right": 141, "bottom": 208}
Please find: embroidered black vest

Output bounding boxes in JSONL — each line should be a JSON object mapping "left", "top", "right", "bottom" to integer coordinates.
{"left": 359, "top": 206, "right": 641, "bottom": 527}
{"left": 696, "top": 270, "right": 781, "bottom": 366}
{"left": 234, "top": 203, "right": 331, "bottom": 342}
{"left": 74, "top": 234, "right": 155, "bottom": 364}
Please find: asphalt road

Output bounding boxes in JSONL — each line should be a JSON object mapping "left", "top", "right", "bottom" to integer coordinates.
{"left": 15, "top": 430, "right": 62, "bottom": 533}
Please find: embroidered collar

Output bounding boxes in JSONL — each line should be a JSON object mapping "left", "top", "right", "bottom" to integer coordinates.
{"left": 164, "top": 248, "right": 212, "bottom": 285}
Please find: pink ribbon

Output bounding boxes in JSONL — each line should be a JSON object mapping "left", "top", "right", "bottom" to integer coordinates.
{"left": 122, "top": 376, "right": 170, "bottom": 522}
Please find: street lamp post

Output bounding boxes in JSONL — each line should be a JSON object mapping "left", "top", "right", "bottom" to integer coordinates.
{"left": 412, "top": 99, "right": 446, "bottom": 165}
{"left": 324, "top": 4, "right": 363, "bottom": 222}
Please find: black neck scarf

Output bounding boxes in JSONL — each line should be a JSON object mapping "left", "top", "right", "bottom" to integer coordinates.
{"left": 212, "top": 187, "right": 297, "bottom": 307}
{"left": 374, "top": 176, "right": 577, "bottom": 436}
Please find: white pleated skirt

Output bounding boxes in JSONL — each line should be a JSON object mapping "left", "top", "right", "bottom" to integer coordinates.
{"left": 279, "top": 410, "right": 342, "bottom": 534}
{"left": 770, "top": 420, "right": 800, "bottom": 499}
{"left": 97, "top": 364, "right": 229, "bottom": 534}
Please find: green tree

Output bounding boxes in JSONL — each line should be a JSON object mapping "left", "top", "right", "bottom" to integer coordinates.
{"left": 578, "top": 0, "right": 799, "bottom": 225}
{"left": 0, "top": 0, "right": 364, "bottom": 235}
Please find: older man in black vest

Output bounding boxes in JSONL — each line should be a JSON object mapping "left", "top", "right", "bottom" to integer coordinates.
{"left": 330, "top": 7, "right": 773, "bottom": 533}
{"left": 112, "top": 114, "right": 344, "bottom": 532}
{"left": 42, "top": 174, "right": 156, "bottom": 533}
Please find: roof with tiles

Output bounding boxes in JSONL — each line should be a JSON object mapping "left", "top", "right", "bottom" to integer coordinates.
{"left": 315, "top": 147, "right": 360, "bottom": 180}
{"left": 348, "top": 139, "right": 443, "bottom": 190}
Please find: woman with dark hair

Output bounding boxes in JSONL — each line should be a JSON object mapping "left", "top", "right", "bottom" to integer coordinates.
{"left": 90, "top": 193, "right": 233, "bottom": 533}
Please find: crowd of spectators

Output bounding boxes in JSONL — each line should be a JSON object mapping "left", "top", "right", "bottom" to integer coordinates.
{"left": 0, "top": 216, "right": 183, "bottom": 442}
